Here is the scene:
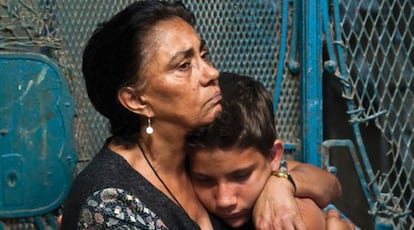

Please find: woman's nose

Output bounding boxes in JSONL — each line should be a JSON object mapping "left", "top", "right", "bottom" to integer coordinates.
{"left": 200, "top": 61, "right": 219, "bottom": 86}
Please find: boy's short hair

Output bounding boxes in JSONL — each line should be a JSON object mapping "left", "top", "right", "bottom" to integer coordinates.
{"left": 186, "top": 72, "right": 277, "bottom": 156}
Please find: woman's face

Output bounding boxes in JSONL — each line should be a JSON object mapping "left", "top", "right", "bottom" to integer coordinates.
{"left": 139, "top": 17, "right": 222, "bottom": 132}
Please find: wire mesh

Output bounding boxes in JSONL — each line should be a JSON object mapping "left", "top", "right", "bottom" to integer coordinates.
{"left": 339, "top": 0, "right": 414, "bottom": 228}
{"left": 48, "top": 0, "right": 299, "bottom": 171}
{"left": 183, "top": 0, "right": 301, "bottom": 152}
{"left": 0, "top": 0, "right": 298, "bottom": 166}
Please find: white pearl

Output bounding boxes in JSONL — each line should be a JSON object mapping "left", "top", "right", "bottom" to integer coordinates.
{"left": 146, "top": 126, "right": 153, "bottom": 134}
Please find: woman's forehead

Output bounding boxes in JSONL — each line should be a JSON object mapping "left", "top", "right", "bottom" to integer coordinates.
{"left": 147, "top": 18, "right": 200, "bottom": 49}
{"left": 141, "top": 18, "right": 202, "bottom": 67}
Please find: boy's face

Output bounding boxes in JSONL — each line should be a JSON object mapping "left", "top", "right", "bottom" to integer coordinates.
{"left": 190, "top": 147, "right": 272, "bottom": 228}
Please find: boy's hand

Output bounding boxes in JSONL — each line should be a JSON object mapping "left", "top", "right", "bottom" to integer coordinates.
{"left": 252, "top": 176, "right": 306, "bottom": 230}
{"left": 326, "top": 209, "right": 356, "bottom": 230}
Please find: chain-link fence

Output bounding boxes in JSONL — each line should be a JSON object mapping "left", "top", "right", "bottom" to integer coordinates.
{"left": 322, "top": 0, "right": 413, "bottom": 228}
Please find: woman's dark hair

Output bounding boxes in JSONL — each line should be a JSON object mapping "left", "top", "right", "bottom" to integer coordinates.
{"left": 186, "top": 72, "right": 277, "bottom": 157}
{"left": 82, "top": 1, "right": 195, "bottom": 147}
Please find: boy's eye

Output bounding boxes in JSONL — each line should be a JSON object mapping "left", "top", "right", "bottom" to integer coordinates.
{"left": 193, "top": 176, "right": 215, "bottom": 186}
{"left": 231, "top": 171, "right": 252, "bottom": 182}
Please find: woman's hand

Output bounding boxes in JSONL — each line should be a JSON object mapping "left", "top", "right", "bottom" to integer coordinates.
{"left": 252, "top": 176, "right": 306, "bottom": 230}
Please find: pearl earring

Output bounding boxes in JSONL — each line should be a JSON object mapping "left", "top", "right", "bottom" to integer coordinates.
{"left": 145, "top": 117, "right": 153, "bottom": 135}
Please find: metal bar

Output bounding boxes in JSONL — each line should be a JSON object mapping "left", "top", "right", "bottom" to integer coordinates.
{"left": 321, "top": 139, "right": 375, "bottom": 208}
{"left": 273, "top": 0, "right": 289, "bottom": 113}
{"left": 301, "top": 0, "right": 323, "bottom": 166}
{"left": 287, "top": 0, "right": 300, "bottom": 74}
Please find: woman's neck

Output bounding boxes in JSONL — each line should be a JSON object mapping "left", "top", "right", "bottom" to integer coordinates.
{"left": 109, "top": 137, "right": 212, "bottom": 229}
{"left": 140, "top": 131, "right": 186, "bottom": 171}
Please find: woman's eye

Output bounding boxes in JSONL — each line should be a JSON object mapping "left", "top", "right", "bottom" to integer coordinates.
{"left": 178, "top": 61, "right": 191, "bottom": 71}
{"left": 201, "top": 51, "right": 210, "bottom": 62}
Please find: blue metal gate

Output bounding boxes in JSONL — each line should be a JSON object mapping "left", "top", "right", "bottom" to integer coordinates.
{"left": 0, "top": 0, "right": 412, "bottom": 229}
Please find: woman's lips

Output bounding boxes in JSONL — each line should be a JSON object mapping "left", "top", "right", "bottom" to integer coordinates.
{"left": 209, "top": 91, "right": 222, "bottom": 104}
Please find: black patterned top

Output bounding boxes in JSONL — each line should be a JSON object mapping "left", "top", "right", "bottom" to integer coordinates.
{"left": 78, "top": 188, "right": 169, "bottom": 229}
{"left": 61, "top": 138, "right": 227, "bottom": 230}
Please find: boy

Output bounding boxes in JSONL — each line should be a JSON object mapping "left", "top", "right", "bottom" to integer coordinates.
{"left": 186, "top": 73, "right": 345, "bottom": 229}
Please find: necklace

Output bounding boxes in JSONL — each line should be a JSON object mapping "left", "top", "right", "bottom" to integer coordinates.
{"left": 137, "top": 142, "right": 201, "bottom": 229}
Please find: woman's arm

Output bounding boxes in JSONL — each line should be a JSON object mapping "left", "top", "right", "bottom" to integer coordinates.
{"left": 288, "top": 160, "right": 342, "bottom": 207}
{"left": 252, "top": 160, "right": 342, "bottom": 229}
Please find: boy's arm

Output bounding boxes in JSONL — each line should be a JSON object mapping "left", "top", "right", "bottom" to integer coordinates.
{"left": 298, "top": 198, "right": 356, "bottom": 230}
{"left": 296, "top": 198, "right": 326, "bottom": 230}
{"left": 325, "top": 209, "right": 356, "bottom": 229}
{"left": 288, "top": 160, "right": 342, "bottom": 207}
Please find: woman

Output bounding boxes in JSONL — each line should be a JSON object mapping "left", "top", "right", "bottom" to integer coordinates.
{"left": 61, "top": 1, "right": 341, "bottom": 229}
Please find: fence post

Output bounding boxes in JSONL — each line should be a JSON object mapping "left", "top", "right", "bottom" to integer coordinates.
{"left": 300, "top": 0, "right": 323, "bottom": 166}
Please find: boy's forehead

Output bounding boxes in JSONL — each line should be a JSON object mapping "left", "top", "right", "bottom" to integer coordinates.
{"left": 193, "top": 146, "right": 262, "bottom": 158}
{"left": 190, "top": 147, "right": 267, "bottom": 171}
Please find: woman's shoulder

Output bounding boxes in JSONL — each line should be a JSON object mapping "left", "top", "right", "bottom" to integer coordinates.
{"left": 73, "top": 143, "right": 132, "bottom": 184}
{"left": 61, "top": 144, "right": 142, "bottom": 229}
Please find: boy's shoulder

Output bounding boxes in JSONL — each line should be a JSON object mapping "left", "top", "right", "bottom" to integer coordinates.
{"left": 296, "top": 198, "right": 326, "bottom": 230}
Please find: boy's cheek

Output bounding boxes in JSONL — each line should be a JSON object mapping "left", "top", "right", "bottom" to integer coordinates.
{"left": 193, "top": 186, "right": 213, "bottom": 202}
{"left": 193, "top": 188, "right": 216, "bottom": 212}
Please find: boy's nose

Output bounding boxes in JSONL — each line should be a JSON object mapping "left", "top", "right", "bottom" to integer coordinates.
{"left": 215, "top": 184, "right": 237, "bottom": 212}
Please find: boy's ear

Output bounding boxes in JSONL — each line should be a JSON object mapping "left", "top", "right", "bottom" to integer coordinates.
{"left": 118, "top": 86, "right": 152, "bottom": 116}
{"left": 269, "top": 139, "right": 284, "bottom": 171}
